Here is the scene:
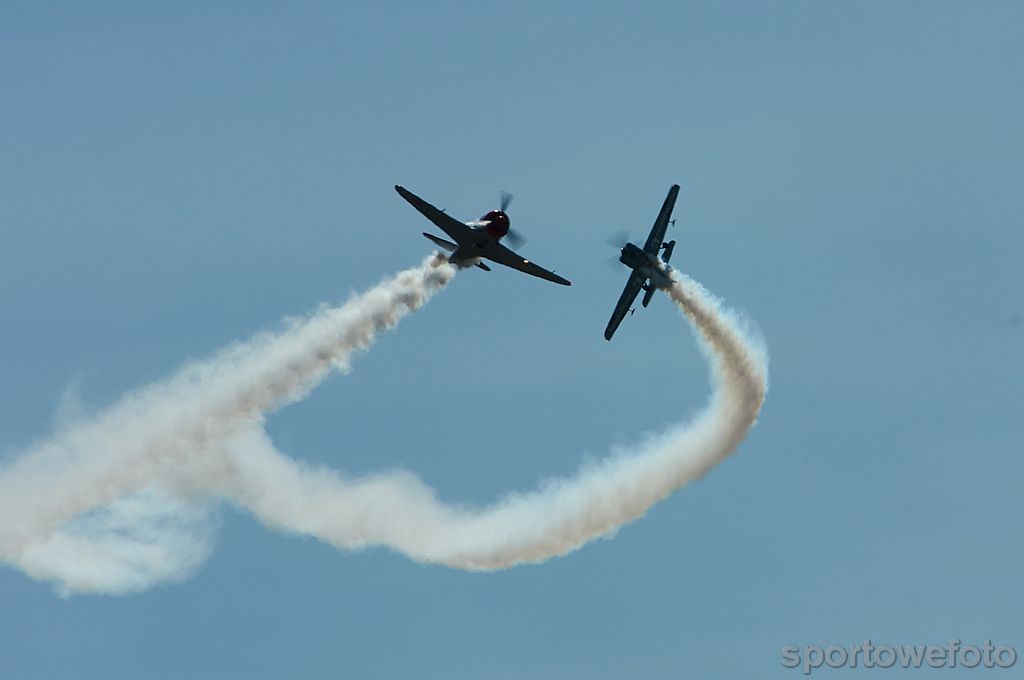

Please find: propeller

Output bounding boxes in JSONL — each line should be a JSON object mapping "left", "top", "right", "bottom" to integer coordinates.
{"left": 504, "top": 229, "right": 526, "bottom": 249}
{"left": 604, "top": 230, "right": 631, "bottom": 270}
{"left": 499, "top": 190, "right": 526, "bottom": 249}
{"left": 606, "top": 230, "right": 631, "bottom": 249}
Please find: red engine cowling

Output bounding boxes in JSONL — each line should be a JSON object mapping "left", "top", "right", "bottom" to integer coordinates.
{"left": 480, "top": 210, "right": 510, "bottom": 238}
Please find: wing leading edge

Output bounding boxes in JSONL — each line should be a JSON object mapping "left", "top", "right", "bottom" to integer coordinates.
{"left": 395, "top": 185, "right": 474, "bottom": 243}
{"left": 604, "top": 271, "right": 645, "bottom": 341}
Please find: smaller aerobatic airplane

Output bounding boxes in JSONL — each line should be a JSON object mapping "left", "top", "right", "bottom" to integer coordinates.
{"left": 395, "top": 185, "right": 571, "bottom": 286}
{"left": 604, "top": 184, "right": 681, "bottom": 341}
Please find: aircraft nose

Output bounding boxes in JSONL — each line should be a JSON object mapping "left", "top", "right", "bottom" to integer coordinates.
{"left": 492, "top": 212, "right": 509, "bottom": 234}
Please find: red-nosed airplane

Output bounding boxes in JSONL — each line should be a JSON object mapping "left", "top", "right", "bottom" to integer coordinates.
{"left": 395, "top": 185, "right": 571, "bottom": 286}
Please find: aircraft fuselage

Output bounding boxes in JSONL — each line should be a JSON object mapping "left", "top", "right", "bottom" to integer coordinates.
{"left": 449, "top": 216, "right": 508, "bottom": 267}
{"left": 618, "top": 242, "right": 673, "bottom": 289}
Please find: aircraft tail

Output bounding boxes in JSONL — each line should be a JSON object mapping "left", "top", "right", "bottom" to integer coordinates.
{"left": 642, "top": 285, "right": 656, "bottom": 308}
{"left": 661, "top": 240, "right": 676, "bottom": 264}
{"left": 422, "top": 232, "right": 457, "bottom": 252}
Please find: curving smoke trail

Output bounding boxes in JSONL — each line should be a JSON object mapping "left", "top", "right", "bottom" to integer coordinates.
{"left": 0, "top": 255, "right": 455, "bottom": 593}
{"left": 216, "top": 270, "right": 768, "bottom": 569}
{"left": 0, "top": 260, "right": 767, "bottom": 595}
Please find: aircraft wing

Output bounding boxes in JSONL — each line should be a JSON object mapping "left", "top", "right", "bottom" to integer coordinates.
{"left": 483, "top": 242, "right": 572, "bottom": 286}
{"left": 642, "top": 184, "right": 681, "bottom": 254}
{"left": 395, "top": 185, "right": 475, "bottom": 244}
{"left": 604, "top": 271, "right": 645, "bottom": 341}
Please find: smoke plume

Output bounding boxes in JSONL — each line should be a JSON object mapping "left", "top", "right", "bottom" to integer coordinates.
{"left": 0, "top": 259, "right": 766, "bottom": 594}
{"left": 0, "top": 255, "right": 455, "bottom": 593}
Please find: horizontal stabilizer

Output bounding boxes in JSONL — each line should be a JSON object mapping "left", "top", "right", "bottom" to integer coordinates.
{"left": 641, "top": 285, "right": 656, "bottom": 308}
{"left": 422, "top": 232, "right": 457, "bottom": 252}
{"left": 661, "top": 240, "right": 676, "bottom": 263}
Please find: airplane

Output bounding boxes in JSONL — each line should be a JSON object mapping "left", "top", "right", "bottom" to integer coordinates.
{"left": 604, "top": 184, "right": 680, "bottom": 341}
{"left": 395, "top": 185, "right": 571, "bottom": 286}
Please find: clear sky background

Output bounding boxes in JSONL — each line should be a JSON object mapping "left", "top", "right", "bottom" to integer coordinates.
{"left": 2, "top": 2, "right": 1021, "bottom": 678}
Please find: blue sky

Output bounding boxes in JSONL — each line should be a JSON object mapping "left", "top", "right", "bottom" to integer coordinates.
{"left": 1, "top": 2, "right": 1021, "bottom": 678}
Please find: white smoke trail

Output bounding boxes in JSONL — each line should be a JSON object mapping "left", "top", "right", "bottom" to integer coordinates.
{"left": 0, "top": 255, "right": 455, "bottom": 593}
{"left": 213, "top": 269, "right": 768, "bottom": 568}
{"left": 0, "top": 261, "right": 766, "bottom": 594}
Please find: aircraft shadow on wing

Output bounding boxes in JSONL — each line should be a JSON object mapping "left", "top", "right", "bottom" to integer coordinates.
{"left": 604, "top": 184, "right": 681, "bottom": 341}
{"left": 395, "top": 185, "right": 571, "bottom": 286}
